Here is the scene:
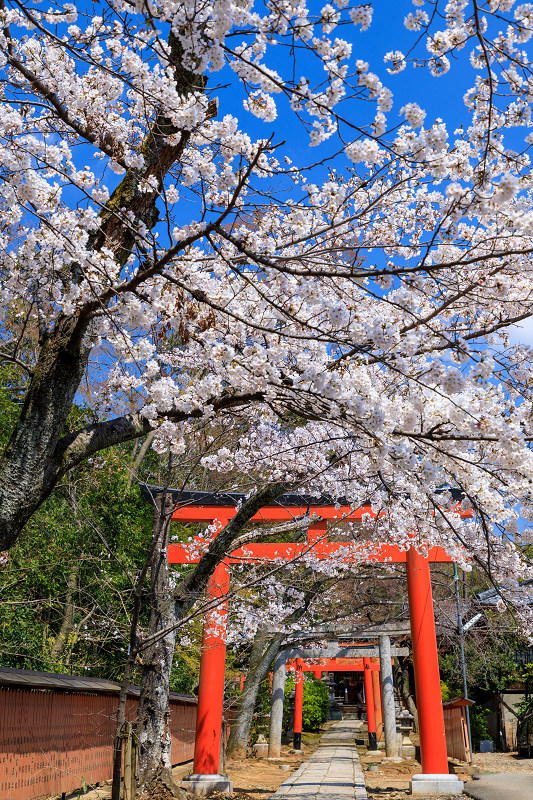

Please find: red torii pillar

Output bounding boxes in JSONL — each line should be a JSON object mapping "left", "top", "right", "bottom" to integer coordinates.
{"left": 363, "top": 657, "right": 378, "bottom": 750}
{"left": 167, "top": 496, "right": 464, "bottom": 795}
{"left": 372, "top": 668, "right": 384, "bottom": 743}
{"left": 192, "top": 562, "right": 229, "bottom": 776}
{"left": 293, "top": 659, "right": 304, "bottom": 751}
{"left": 407, "top": 547, "right": 448, "bottom": 773}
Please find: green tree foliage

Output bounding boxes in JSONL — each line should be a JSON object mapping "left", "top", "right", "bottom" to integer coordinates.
{"left": 284, "top": 674, "right": 329, "bottom": 732}
{"left": 469, "top": 706, "right": 493, "bottom": 746}
{"left": 439, "top": 621, "right": 527, "bottom": 700}
{"left": 0, "top": 446, "right": 148, "bottom": 678}
{"left": 0, "top": 373, "right": 197, "bottom": 692}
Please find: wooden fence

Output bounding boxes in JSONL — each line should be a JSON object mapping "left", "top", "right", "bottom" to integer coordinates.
{"left": 0, "top": 668, "right": 197, "bottom": 800}
{"left": 443, "top": 697, "right": 473, "bottom": 763}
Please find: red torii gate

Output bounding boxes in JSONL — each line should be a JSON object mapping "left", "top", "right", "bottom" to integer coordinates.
{"left": 164, "top": 489, "right": 464, "bottom": 791}
{"left": 286, "top": 656, "right": 382, "bottom": 750}
{"left": 286, "top": 655, "right": 382, "bottom": 677}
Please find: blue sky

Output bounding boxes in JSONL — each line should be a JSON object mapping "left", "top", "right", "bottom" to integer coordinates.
{"left": 215, "top": 3, "right": 479, "bottom": 168}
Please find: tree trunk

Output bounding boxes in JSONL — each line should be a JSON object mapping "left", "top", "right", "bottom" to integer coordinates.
{"left": 111, "top": 491, "right": 175, "bottom": 800}
{"left": 0, "top": 34, "right": 207, "bottom": 555}
{"left": 0, "top": 314, "right": 92, "bottom": 550}
{"left": 136, "top": 500, "right": 178, "bottom": 788}
{"left": 111, "top": 480, "right": 292, "bottom": 800}
{"left": 50, "top": 569, "right": 78, "bottom": 660}
{"left": 226, "top": 629, "right": 283, "bottom": 759}
{"left": 394, "top": 659, "right": 418, "bottom": 732}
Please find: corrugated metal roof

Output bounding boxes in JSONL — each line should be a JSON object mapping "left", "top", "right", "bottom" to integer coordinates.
{"left": 0, "top": 666, "right": 196, "bottom": 703}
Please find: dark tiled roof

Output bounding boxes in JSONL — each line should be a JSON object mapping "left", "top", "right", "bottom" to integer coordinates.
{"left": 0, "top": 666, "right": 196, "bottom": 703}
{"left": 140, "top": 484, "right": 464, "bottom": 508}
{"left": 140, "top": 484, "right": 343, "bottom": 507}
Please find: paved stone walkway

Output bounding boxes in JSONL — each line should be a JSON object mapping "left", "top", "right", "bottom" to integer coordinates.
{"left": 464, "top": 771, "right": 533, "bottom": 800}
{"left": 270, "top": 721, "right": 367, "bottom": 800}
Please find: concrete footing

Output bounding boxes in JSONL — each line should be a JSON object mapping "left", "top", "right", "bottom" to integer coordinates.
{"left": 180, "top": 773, "right": 233, "bottom": 795}
{"left": 410, "top": 774, "right": 464, "bottom": 796}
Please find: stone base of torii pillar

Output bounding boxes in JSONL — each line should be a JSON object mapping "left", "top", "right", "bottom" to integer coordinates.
{"left": 181, "top": 774, "right": 233, "bottom": 796}
{"left": 411, "top": 774, "right": 463, "bottom": 795}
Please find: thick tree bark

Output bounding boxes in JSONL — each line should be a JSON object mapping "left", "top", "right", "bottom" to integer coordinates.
{"left": 111, "top": 491, "right": 175, "bottom": 800}
{"left": 226, "top": 629, "right": 283, "bottom": 759}
{"left": 0, "top": 31, "right": 211, "bottom": 554}
{"left": 136, "top": 500, "right": 179, "bottom": 787}
{"left": 127, "top": 481, "right": 293, "bottom": 794}
{"left": 394, "top": 659, "right": 418, "bottom": 732}
{"left": 0, "top": 314, "right": 92, "bottom": 550}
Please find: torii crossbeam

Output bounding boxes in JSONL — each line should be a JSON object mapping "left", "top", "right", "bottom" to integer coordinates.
{"left": 147, "top": 487, "right": 466, "bottom": 797}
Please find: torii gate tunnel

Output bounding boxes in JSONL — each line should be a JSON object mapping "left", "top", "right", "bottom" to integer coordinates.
{"left": 164, "top": 489, "right": 466, "bottom": 783}
{"left": 286, "top": 657, "right": 382, "bottom": 751}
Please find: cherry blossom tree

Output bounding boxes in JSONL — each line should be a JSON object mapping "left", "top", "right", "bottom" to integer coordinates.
{"left": 1, "top": 1, "right": 533, "bottom": 621}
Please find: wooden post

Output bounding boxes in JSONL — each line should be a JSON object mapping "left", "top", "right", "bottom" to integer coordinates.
{"left": 364, "top": 657, "right": 377, "bottom": 750}
{"left": 193, "top": 562, "right": 230, "bottom": 776}
{"left": 372, "top": 666, "right": 383, "bottom": 742}
{"left": 293, "top": 659, "right": 304, "bottom": 751}
{"left": 406, "top": 547, "right": 449, "bottom": 774}
{"left": 123, "top": 723, "right": 132, "bottom": 800}
{"left": 130, "top": 729, "right": 137, "bottom": 800}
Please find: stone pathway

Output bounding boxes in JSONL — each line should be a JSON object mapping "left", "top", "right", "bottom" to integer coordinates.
{"left": 269, "top": 721, "right": 367, "bottom": 800}
{"left": 464, "top": 772, "right": 533, "bottom": 800}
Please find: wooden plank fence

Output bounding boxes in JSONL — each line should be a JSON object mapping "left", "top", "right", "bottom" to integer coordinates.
{"left": 442, "top": 697, "right": 473, "bottom": 763}
{"left": 0, "top": 669, "right": 197, "bottom": 800}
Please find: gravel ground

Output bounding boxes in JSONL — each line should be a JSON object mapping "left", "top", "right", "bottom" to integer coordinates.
{"left": 471, "top": 752, "right": 533, "bottom": 774}
{"left": 363, "top": 750, "right": 533, "bottom": 799}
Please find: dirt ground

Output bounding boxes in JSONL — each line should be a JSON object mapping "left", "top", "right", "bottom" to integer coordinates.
{"left": 59, "top": 732, "right": 533, "bottom": 800}
{"left": 361, "top": 748, "right": 533, "bottom": 799}
{"left": 171, "top": 729, "right": 325, "bottom": 800}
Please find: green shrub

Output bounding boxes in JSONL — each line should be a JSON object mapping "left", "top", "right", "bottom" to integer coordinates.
{"left": 470, "top": 705, "right": 493, "bottom": 746}
{"left": 284, "top": 674, "right": 329, "bottom": 731}
{"left": 440, "top": 680, "right": 452, "bottom": 702}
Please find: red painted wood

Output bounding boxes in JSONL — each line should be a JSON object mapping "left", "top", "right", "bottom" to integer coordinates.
{"left": 0, "top": 688, "right": 196, "bottom": 800}
{"left": 406, "top": 547, "right": 449, "bottom": 774}
{"left": 293, "top": 660, "right": 304, "bottom": 735}
{"left": 286, "top": 658, "right": 381, "bottom": 672}
{"left": 168, "top": 495, "right": 466, "bottom": 776}
{"left": 363, "top": 658, "right": 377, "bottom": 735}
{"left": 193, "top": 562, "right": 230, "bottom": 775}
{"left": 172, "top": 502, "right": 466, "bottom": 524}
{"left": 443, "top": 704, "right": 472, "bottom": 763}
{"left": 168, "top": 541, "right": 453, "bottom": 565}
{"left": 171, "top": 504, "right": 374, "bottom": 522}
{"left": 372, "top": 667, "right": 383, "bottom": 741}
